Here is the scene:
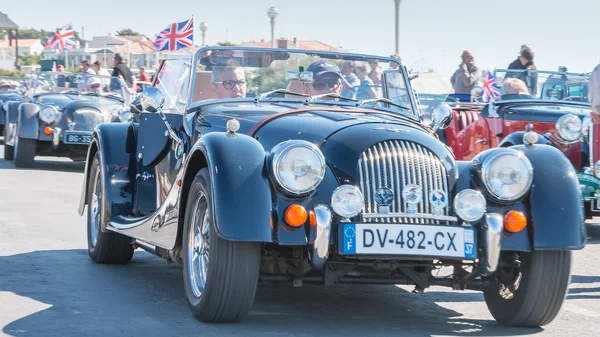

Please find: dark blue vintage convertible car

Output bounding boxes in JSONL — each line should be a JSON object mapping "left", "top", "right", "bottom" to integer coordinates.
{"left": 77, "top": 47, "right": 585, "bottom": 326}
{"left": 3, "top": 72, "right": 130, "bottom": 167}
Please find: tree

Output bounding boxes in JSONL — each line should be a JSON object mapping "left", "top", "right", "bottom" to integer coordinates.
{"left": 116, "top": 28, "right": 145, "bottom": 37}
{"left": 18, "top": 54, "right": 42, "bottom": 66}
{"left": 216, "top": 41, "right": 236, "bottom": 46}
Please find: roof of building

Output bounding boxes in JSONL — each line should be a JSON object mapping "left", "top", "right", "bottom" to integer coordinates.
{"left": 0, "top": 39, "right": 41, "bottom": 48}
{"left": 0, "top": 12, "right": 18, "bottom": 29}
{"left": 239, "top": 39, "right": 346, "bottom": 52}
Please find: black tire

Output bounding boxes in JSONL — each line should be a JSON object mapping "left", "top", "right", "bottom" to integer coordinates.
{"left": 483, "top": 250, "right": 572, "bottom": 327}
{"left": 182, "top": 168, "right": 261, "bottom": 322}
{"left": 13, "top": 132, "right": 36, "bottom": 168}
{"left": 87, "top": 152, "right": 134, "bottom": 264}
{"left": 4, "top": 144, "right": 13, "bottom": 160}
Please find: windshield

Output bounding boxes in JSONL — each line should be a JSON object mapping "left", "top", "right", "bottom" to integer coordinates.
{"left": 31, "top": 71, "right": 126, "bottom": 101}
{"left": 186, "top": 48, "right": 414, "bottom": 114}
{"left": 492, "top": 69, "right": 590, "bottom": 103}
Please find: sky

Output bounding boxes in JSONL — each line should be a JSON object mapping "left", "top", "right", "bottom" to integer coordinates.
{"left": 2, "top": 0, "right": 599, "bottom": 75}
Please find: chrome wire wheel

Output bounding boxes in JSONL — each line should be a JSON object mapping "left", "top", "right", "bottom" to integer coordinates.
{"left": 187, "top": 191, "right": 210, "bottom": 299}
{"left": 89, "top": 165, "right": 101, "bottom": 249}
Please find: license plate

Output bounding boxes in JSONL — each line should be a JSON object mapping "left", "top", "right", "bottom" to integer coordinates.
{"left": 64, "top": 132, "right": 91, "bottom": 144}
{"left": 341, "top": 223, "right": 476, "bottom": 259}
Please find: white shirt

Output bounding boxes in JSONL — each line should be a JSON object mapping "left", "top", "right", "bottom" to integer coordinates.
{"left": 589, "top": 64, "right": 600, "bottom": 114}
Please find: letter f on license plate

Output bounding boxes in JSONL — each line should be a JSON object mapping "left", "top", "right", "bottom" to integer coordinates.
{"left": 341, "top": 224, "right": 476, "bottom": 259}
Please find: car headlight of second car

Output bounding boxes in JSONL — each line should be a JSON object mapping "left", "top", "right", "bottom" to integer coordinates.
{"left": 39, "top": 106, "right": 59, "bottom": 124}
{"left": 271, "top": 140, "right": 326, "bottom": 195}
{"left": 481, "top": 150, "right": 533, "bottom": 201}
{"left": 556, "top": 114, "right": 582, "bottom": 142}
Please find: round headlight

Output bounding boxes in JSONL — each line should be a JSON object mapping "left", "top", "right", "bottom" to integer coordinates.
{"left": 481, "top": 150, "right": 533, "bottom": 201}
{"left": 271, "top": 140, "right": 326, "bottom": 195}
{"left": 39, "top": 105, "right": 59, "bottom": 124}
{"left": 595, "top": 160, "right": 600, "bottom": 178}
{"left": 331, "top": 185, "right": 363, "bottom": 218}
{"left": 454, "top": 189, "right": 487, "bottom": 222}
{"left": 556, "top": 114, "right": 582, "bottom": 142}
{"left": 582, "top": 116, "right": 591, "bottom": 137}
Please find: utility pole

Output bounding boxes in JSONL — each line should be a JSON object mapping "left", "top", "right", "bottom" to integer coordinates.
{"left": 394, "top": 0, "right": 401, "bottom": 55}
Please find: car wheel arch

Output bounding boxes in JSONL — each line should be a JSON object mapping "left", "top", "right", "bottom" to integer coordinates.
{"left": 177, "top": 148, "right": 209, "bottom": 246}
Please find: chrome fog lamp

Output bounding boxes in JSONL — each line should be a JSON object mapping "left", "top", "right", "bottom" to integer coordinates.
{"left": 481, "top": 150, "right": 533, "bottom": 201}
{"left": 271, "top": 140, "right": 326, "bottom": 195}
{"left": 39, "top": 105, "right": 59, "bottom": 124}
{"left": 454, "top": 189, "right": 487, "bottom": 222}
{"left": 595, "top": 161, "right": 600, "bottom": 178}
{"left": 331, "top": 185, "right": 363, "bottom": 218}
{"left": 556, "top": 114, "right": 582, "bottom": 142}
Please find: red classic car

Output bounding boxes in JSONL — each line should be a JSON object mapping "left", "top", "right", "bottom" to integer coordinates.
{"left": 422, "top": 69, "right": 598, "bottom": 217}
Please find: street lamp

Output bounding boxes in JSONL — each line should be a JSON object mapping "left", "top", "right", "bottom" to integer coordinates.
{"left": 199, "top": 22, "right": 208, "bottom": 47}
{"left": 267, "top": 6, "right": 279, "bottom": 48}
{"left": 393, "top": 0, "right": 401, "bottom": 55}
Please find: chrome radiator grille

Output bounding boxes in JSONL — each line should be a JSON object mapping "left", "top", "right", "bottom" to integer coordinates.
{"left": 72, "top": 108, "right": 104, "bottom": 131}
{"left": 358, "top": 140, "right": 451, "bottom": 224}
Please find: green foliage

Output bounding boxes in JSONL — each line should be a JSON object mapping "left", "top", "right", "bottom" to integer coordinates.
{"left": 0, "top": 69, "right": 22, "bottom": 76}
{"left": 18, "top": 54, "right": 42, "bottom": 66}
{"left": 0, "top": 28, "right": 81, "bottom": 43}
{"left": 116, "top": 28, "right": 146, "bottom": 38}
{"left": 216, "top": 41, "right": 237, "bottom": 46}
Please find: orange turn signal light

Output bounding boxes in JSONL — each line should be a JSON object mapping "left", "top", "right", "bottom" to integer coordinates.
{"left": 44, "top": 127, "right": 53, "bottom": 135}
{"left": 504, "top": 211, "right": 527, "bottom": 233}
{"left": 285, "top": 204, "right": 308, "bottom": 228}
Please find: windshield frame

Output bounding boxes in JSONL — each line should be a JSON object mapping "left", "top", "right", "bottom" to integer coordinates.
{"left": 31, "top": 71, "right": 127, "bottom": 102}
{"left": 187, "top": 46, "right": 419, "bottom": 117}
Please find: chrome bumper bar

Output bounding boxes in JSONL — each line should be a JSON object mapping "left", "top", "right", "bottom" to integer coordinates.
{"left": 308, "top": 205, "right": 332, "bottom": 270}
{"left": 481, "top": 213, "right": 503, "bottom": 276}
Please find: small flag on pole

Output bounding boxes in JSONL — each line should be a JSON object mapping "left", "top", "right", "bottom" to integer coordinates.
{"left": 153, "top": 17, "right": 194, "bottom": 52}
{"left": 481, "top": 70, "right": 501, "bottom": 102}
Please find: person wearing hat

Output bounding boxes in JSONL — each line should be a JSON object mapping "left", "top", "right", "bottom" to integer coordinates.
{"left": 450, "top": 50, "right": 481, "bottom": 95}
{"left": 507, "top": 47, "right": 538, "bottom": 95}
{"left": 302, "top": 59, "right": 345, "bottom": 98}
{"left": 55, "top": 64, "right": 68, "bottom": 88}
{"left": 87, "top": 77, "right": 103, "bottom": 94}
{"left": 589, "top": 64, "right": 600, "bottom": 124}
{"left": 111, "top": 53, "right": 137, "bottom": 96}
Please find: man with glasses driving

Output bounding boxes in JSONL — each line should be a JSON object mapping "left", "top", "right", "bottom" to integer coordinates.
{"left": 211, "top": 65, "right": 247, "bottom": 99}
{"left": 302, "top": 60, "right": 343, "bottom": 98}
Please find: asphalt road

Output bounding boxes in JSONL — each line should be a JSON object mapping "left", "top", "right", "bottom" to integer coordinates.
{"left": 1, "top": 142, "right": 600, "bottom": 337}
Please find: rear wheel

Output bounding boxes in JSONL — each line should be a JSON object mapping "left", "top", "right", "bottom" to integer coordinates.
{"left": 182, "top": 168, "right": 262, "bottom": 322}
{"left": 483, "top": 250, "right": 572, "bottom": 327}
{"left": 87, "top": 152, "right": 134, "bottom": 264}
{"left": 13, "top": 125, "right": 36, "bottom": 168}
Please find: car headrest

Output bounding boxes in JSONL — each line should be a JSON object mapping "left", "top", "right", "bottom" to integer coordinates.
{"left": 192, "top": 71, "right": 218, "bottom": 102}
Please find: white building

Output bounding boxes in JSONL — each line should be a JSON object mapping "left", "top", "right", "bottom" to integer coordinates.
{"left": 0, "top": 38, "right": 44, "bottom": 56}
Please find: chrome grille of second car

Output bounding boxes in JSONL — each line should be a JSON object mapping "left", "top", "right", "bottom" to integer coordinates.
{"left": 72, "top": 107, "right": 104, "bottom": 131}
{"left": 358, "top": 140, "right": 451, "bottom": 225}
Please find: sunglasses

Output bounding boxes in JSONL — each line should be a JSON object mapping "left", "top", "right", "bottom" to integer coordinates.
{"left": 214, "top": 80, "right": 246, "bottom": 90}
{"left": 313, "top": 79, "right": 340, "bottom": 91}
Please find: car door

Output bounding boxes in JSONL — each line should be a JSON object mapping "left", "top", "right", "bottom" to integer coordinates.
{"left": 135, "top": 58, "right": 192, "bottom": 222}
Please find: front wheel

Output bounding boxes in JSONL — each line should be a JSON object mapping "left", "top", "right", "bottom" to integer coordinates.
{"left": 182, "top": 168, "right": 262, "bottom": 322}
{"left": 13, "top": 129, "right": 36, "bottom": 168}
{"left": 483, "top": 250, "right": 572, "bottom": 327}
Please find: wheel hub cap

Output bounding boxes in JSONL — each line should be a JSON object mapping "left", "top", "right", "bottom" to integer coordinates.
{"left": 188, "top": 193, "right": 210, "bottom": 299}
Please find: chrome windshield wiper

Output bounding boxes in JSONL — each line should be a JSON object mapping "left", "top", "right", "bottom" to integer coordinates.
{"left": 356, "top": 98, "right": 410, "bottom": 111}
{"left": 254, "top": 88, "right": 308, "bottom": 103}
{"left": 305, "top": 93, "right": 359, "bottom": 104}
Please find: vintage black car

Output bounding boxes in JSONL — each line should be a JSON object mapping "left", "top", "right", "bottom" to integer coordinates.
{"left": 77, "top": 47, "right": 585, "bottom": 326}
{"left": 0, "top": 76, "right": 28, "bottom": 136}
{"left": 3, "top": 71, "right": 131, "bottom": 167}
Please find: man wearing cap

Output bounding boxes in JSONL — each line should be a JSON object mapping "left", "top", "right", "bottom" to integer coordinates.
{"left": 55, "top": 64, "right": 68, "bottom": 88}
{"left": 450, "top": 50, "right": 481, "bottom": 95}
{"left": 302, "top": 60, "right": 344, "bottom": 98}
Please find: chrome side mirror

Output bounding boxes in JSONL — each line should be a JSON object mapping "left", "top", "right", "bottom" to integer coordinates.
{"left": 432, "top": 103, "right": 453, "bottom": 131}
{"left": 140, "top": 87, "right": 165, "bottom": 113}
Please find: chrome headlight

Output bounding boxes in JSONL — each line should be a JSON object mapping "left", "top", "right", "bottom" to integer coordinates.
{"left": 582, "top": 116, "right": 591, "bottom": 137}
{"left": 594, "top": 160, "right": 600, "bottom": 178}
{"left": 331, "top": 185, "right": 363, "bottom": 218}
{"left": 39, "top": 105, "right": 59, "bottom": 124}
{"left": 481, "top": 150, "right": 533, "bottom": 201}
{"left": 454, "top": 189, "right": 486, "bottom": 222}
{"left": 271, "top": 140, "right": 326, "bottom": 195}
{"left": 556, "top": 114, "right": 582, "bottom": 142}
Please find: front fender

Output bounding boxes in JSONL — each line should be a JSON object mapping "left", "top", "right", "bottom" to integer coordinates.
{"left": 4, "top": 101, "right": 20, "bottom": 146}
{"left": 17, "top": 103, "right": 40, "bottom": 140}
{"left": 186, "top": 132, "right": 273, "bottom": 242}
{"left": 78, "top": 123, "right": 136, "bottom": 230}
{"left": 515, "top": 144, "right": 586, "bottom": 249}
{"left": 498, "top": 131, "right": 553, "bottom": 147}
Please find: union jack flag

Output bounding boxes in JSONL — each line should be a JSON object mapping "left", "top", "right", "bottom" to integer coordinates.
{"left": 153, "top": 17, "right": 194, "bottom": 52}
{"left": 46, "top": 24, "right": 76, "bottom": 54}
{"left": 481, "top": 70, "right": 501, "bottom": 102}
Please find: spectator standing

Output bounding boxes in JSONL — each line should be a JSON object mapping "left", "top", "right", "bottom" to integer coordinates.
{"left": 340, "top": 61, "right": 360, "bottom": 99}
{"left": 450, "top": 50, "right": 481, "bottom": 94}
{"left": 589, "top": 64, "right": 600, "bottom": 124}
{"left": 355, "top": 64, "right": 377, "bottom": 100}
{"left": 506, "top": 47, "right": 538, "bottom": 95}
{"left": 93, "top": 61, "right": 111, "bottom": 90}
{"left": 112, "top": 53, "right": 137, "bottom": 95}
{"left": 139, "top": 67, "right": 150, "bottom": 82}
